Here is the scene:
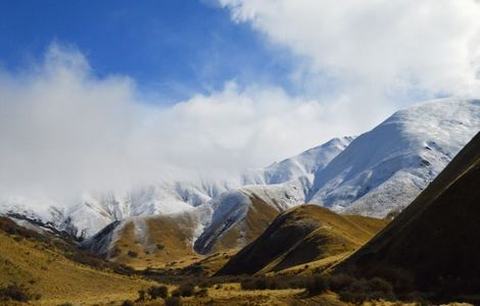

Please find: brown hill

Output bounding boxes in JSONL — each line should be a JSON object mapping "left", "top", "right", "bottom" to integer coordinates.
{"left": 84, "top": 193, "right": 281, "bottom": 271}
{"left": 335, "top": 132, "right": 480, "bottom": 299}
{"left": 0, "top": 217, "right": 152, "bottom": 305}
{"left": 194, "top": 194, "right": 280, "bottom": 255}
{"left": 216, "top": 205, "right": 387, "bottom": 276}
{"left": 105, "top": 212, "right": 201, "bottom": 269}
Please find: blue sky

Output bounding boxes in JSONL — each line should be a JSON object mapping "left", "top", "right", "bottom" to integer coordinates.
{"left": 0, "top": 0, "right": 299, "bottom": 102}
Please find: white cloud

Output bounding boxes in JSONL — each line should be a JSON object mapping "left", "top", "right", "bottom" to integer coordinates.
{"left": 0, "top": 44, "right": 375, "bottom": 200}
{"left": 219, "top": 0, "right": 480, "bottom": 99}
{"left": 5, "top": 0, "right": 480, "bottom": 202}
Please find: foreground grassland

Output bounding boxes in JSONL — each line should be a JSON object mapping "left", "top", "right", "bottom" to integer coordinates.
{"left": 0, "top": 219, "right": 475, "bottom": 306}
{"left": 0, "top": 221, "right": 155, "bottom": 305}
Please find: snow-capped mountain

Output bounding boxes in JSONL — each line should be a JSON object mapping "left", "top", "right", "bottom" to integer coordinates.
{"left": 0, "top": 136, "right": 352, "bottom": 238}
{"left": 308, "top": 98, "right": 480, "bottom": 217}
{"left": 182, "top": 98, "right": 480, "bottom": 256}
{"left": 2, "top": 98, "right": 479, "bottom": 245}
{"left": 260, "top": 136, "right": 355, "bottom": 185}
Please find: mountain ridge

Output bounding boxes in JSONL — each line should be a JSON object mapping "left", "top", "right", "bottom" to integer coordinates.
{"left": 1, "top": 98, "right": 479, "bottom": 254}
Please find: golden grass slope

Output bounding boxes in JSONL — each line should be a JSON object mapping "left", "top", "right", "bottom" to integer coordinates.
{"left": 217, "top": 205, "right": 388, "bottom": 276}
{"left": 200, "top": 195, "right": 281, "bottom": 254}
{"left": 0, "top": 219, "right": 152, "bottom": 305}
{"left": 108, "top": 212, "right": 200, "bottom": 269}
{"left": 106, "top": 194, "right": 280, "bottom": 271}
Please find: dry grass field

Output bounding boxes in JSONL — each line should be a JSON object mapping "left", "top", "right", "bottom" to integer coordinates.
{"left": 0, "top": 219, "right": 155, "bottom": 305}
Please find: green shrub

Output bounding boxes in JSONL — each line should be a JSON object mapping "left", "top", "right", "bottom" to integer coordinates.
{"left": 199, "top": 281, "right": 209, "bottom": 288}
{"left": 195, "top": 288, "right": 208, "bottom": 297}
{"left": 187, "top": 263, "right": 205, "bottom": 275}
{"left": 336, "top": 276, "right": 395, "bottom": 303}
{"left": 240, "top": 277, "right": 267, "bottom": 290}
{"left": 240, "top": 275, "right": 327, "bottom": 291}
{"left": 110, "top": 247, "right": 121, "bottom": 257}
{"left": 0, "top": 283, "right": 36, "bottom": 302}
{"left": 305, "top": 274, "right": 329, "bottom": 294}
{"left": 404, "top": 291, "right": 430, "bottom": 305}
{"left": 136, "top": 289, "right": 146, "bottom": 301}
{"left": 375, "top": 266, "right": 414, "bottom": 294}
{"left": 338, "top": 290, "right": 365, "bottom": 304}
{"left": 147, "top": 285, "right": 168, "bottom": 299}
{"left": 127, "top": 250, "right": 138, "bottom": 258}
{"left": 329, "top": 273, "right": 356, "bottom": 291}
{"left": 175, "top": 283, "right": 195, "bottom": 297}
{"left": 165, "top": 296, "right": 182, "bottom": 306}
{"left": 368, "top": 277, "right": 394, "bottom": 297}
{"left": 121, "top": 300, "right": 134, "bottom": 306}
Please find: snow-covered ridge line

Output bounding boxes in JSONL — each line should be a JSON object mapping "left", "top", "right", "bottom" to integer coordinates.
{"left": 2, "top": 97, "right": 480, "bottom": 240}
{"left": 308, "top": 98, "right": 480, "bottom": 216}
{"left": 0, "top": 135, "right": 352, "bottom": 238}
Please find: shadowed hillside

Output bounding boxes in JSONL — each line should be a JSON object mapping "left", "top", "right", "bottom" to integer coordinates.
{"left": 216, "top": 205, "right": 387, "bottom": 276}
{"left": 335, "top": 132, "right": 480, "bottom": 300}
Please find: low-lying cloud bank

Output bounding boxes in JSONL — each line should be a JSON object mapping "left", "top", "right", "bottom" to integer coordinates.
{"left": 0, "top": 44, "right": 379, "bottom": 200}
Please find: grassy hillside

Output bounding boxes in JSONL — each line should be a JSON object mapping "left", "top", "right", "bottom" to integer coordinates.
{"left": 198, "top": 195, "right": 281, "bottom": 254}
{"left": 216, "top": 205, "right": 387, "bottom": 276}
{"left": 0, "top": 217, "right": 152, "bottom": 305}
{"left": 107, "top": 212, "right": 201, "bottom": 269}
{"left": 91, "top": 194, "right": 281, "bottom": 272}
{"left": 335, "top": 132, "right": 480, "bottom": 301}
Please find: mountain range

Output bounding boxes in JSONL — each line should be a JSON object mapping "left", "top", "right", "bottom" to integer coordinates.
{"left": 2, "top": 97, "right": 480, "bottom": 305}
{"left": 1, "top": 98, "right": 480, "bottom": 262}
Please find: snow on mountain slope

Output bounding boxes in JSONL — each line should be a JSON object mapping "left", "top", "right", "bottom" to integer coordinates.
{"left": 3, "top": 97, "right": 478, "bottom": 243}
{"left": 0, "top": 136, "right": 352, "bottom": 238}
{"left": 82, "top": 202, "right": 225, "bottom": 267}
{"left": 181, "top": 98, "right": 480, "bottom": 267}
{"left": 308, "top": 98, "right": 480, "bottom": 217}
{"left": 190, "top": 139, "right": 354, "bottom": 254}
{"left": 260, "top": 137, "right": 354, "bottom": 185}
{"left": 72, "top": 136, "right": 350, "bottom": 238}
{"left": 77, "top": 139, "right": 354, "bottom": 257}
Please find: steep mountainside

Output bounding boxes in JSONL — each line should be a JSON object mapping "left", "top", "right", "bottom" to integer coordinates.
{"left": 84, "top": 191, "right": 287, "bottom": 268}
{"left": 194, "top": 191, "right": 282, "bottom": 255}
{"left": 308, "top": 98, "right": 480, "bottom": 217}
{"left": 83, "top": 207, "right": 209, "bottom": 269}
{"left": 335, "top": 131, "right": 480, "bottom": 298}
{"left": 217, "top": 205, "right": 387, "bottom": 276}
